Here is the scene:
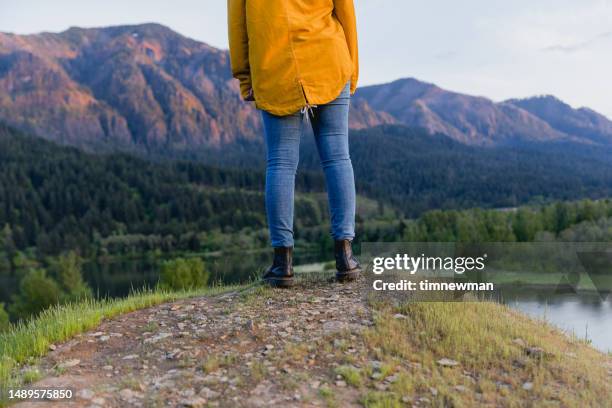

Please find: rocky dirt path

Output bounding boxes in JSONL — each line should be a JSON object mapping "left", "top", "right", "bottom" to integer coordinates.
{"left": 16, "top": 279, "right": 373, "bottom": 407}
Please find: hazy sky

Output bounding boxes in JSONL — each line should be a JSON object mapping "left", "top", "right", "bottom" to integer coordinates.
{"left": 2, "top": 0, "right": 611, "bottom": 118}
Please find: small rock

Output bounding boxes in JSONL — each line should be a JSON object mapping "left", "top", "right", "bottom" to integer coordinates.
{"left": 77, "top": 389, "right": 94, "bottom": 400}
{"left": 437, "top": 358, "right": 459, "bottom": 367}
{"left": 512, "top": 338, "right": 526, "bottom": 347}
{"left": 99, "top": 335, "right": 110, "bottom": 342}
{"left": 384, "top": 374, "right": 399, "bottom": 383}
{"left": 526, "top": 347, "right": 545, "bottom": 359}
{"left": 102, "top": 365, "right": 113, "bottom": 370}
{"left": 335, "top": 380, "right": 347, "bottom": 387}
{"left": 48, "top": 344, "right": 57, "bottom": 351}
{"left": 401, "top": 395, "right": 413, "bottom": 403}
{"left": 58, "top": 359, "right": 80, "bottom": 369}
{"left": 199, "top": 387, "right": 220, "bottom": 399}
{"left": 92, "top": 397, "right": 106, "bottom": 405}
{"left": 123, "top": 354, "right": 139, "bottom": 360}
{"left": 180, "top": 397, "right": 208, "bottom": 407}
{"left": 370, "top": 372, "right": 383, "bottom": 380}
{"left": 145, "top": 332, "right": 173, "bottom": 344}
{"left": 265, "top": 344, "right": 274, "bottom": 351}
{"left": 322, "top": 320, "right": 348, "bottom": 334}
{"left": 375, "top": 383, "right": 388, "bottom": 391}
{"left": 310, "top": 380, "right": 321, "bottom": 389}
{"left": 90, "top": 332, "right": 104, "bottom": 337}
{"left": 454, "top": 385, "right": 467, "bottom": 392}
{"left": 119, "top": 388, "right": 143, "bottom": 400}
{"left": 246, "top": 319, "right": 256, "bottom": 331}
{"left": 496, "top": 381, "right": 511, "bottom": 390}
{"left": 429, "top": 387, "right": 438, "bottom": 396}
{"left": 393, "top": 313, "right": 407, "bottom": 319}
{"left": 522, "top": 382, "right": 534, "bottom": 391}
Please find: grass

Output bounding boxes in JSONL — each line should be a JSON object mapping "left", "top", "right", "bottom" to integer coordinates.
{"left": 335, "top": 365, "right": 363, "bottom": 387}
{"left": 202, "top": 353, "right": 239, "bottom": 374}
{"left": 249, "top": 360, "right": 267, "bottom": 382}
{"left": 318, "top": 385, "right": 337, "bottom": 408}
{"left": 0, "top": 283, "right": 246, "bottom": 403}
{"left": 360, "top": 299, "right": 611, "bottom": 407}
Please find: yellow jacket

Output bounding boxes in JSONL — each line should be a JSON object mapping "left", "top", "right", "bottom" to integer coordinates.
{"left": 227, "top": 0, "right": 359, "bottom": 116}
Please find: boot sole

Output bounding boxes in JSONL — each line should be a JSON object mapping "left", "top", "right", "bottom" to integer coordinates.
{"left": 336, "top": 267, "right": 361, "bottom": 282}
{"left": 263, "top": 277, "right": 295, "bottom": 288}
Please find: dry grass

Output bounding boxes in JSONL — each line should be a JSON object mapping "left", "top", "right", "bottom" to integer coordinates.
{"left": 360, "top": 300, "right": 611, "bottom": 407}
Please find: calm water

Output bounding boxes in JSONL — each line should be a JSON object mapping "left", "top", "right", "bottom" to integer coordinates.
{"left": 503, "top": 291, "right": 612, "bottom": 353}
{"left": 80, "top": 250, "right": 328, "bottom": 298}
{"left": 0, "top": 251, "right": 328, "bottom": 305}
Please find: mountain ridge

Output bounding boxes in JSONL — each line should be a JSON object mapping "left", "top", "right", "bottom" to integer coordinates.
{"left": 1, "top": 23, "right": 611, "bottom": 154}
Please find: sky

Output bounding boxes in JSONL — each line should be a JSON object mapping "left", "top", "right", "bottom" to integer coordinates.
{"left": 2, "top": 0, "right": 612, "bottom": 118}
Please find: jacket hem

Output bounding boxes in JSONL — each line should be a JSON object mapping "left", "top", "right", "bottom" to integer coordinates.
{"left": 255, "top": 72, "right": 354, "bottom": 116}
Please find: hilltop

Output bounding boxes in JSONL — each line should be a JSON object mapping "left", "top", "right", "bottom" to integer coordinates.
{"left": 8, "top": 274, "right": 612, "bottom": 407}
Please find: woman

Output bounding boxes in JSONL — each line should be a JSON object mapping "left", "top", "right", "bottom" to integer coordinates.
{"left": 228, "top": 0, "right": 361, "bottom": 287}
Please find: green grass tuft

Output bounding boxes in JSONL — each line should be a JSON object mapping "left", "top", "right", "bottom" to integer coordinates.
{"left": 0, "top": 283, "right": 245, "bottom": 405}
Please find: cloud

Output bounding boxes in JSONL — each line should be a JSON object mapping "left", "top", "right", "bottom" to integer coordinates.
{"left": 542, "top": 31, "right": 612, "bottom": 53}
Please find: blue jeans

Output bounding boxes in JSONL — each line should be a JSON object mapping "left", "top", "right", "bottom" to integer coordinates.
{"left": 261, "top": 82, "right": 356, "bottom": 247}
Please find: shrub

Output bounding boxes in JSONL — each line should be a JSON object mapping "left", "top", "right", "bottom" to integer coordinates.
{"left": 158, "top": 257, "right": 209, "bottom": 290}
{"left": 0, "top": 303, "right": 9, "bottom": 332}
{"left": 54, "top": 251, "right": 92, "bottom": 301}
{"left": 9, "top": 269, "right": 62, "bottom": 320}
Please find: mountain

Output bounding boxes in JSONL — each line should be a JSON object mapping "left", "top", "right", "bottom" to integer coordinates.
{"left": 506, "top": 95, "right": 612, "bottom": 145}
{"left": 352, "top": 78, "right": 576, "bottom": 145}
{"left": 0, "top": 23, "right": 392, "bottom": 154}
{"left": 1, "top": 24, "right": 611, "bottom": 153}
{"left": 0, "top": 23, "right": 262, "bottom": 152}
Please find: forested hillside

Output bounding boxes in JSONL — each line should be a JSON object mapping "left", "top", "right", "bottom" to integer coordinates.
{"left": 305, "top": 125, "right": 612, "bottom": 215}
{"left": 2, "top": 122, "right": 612, "bottom": 259}
{"left": 0, "top": 123, "right": 329, "bottom": 256}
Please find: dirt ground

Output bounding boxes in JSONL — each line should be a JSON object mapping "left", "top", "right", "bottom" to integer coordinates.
{"left": 14, "top": 279, "right": 374, "bottom": 407}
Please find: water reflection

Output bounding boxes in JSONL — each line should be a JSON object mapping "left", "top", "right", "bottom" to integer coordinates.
{"left": 501, "top": 289, "right": 612, "bottom": 353}
{"left": 80, "top": 250, "right": 330, "bottom": 298}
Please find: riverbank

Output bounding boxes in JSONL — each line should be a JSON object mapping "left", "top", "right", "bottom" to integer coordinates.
{"left": 2, "top": 273, "right": 610, "bottom": 407}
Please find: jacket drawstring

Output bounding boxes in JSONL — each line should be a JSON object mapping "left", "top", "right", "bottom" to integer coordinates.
{"left": 300, "top": 103, "right": 317, "bottom": 122}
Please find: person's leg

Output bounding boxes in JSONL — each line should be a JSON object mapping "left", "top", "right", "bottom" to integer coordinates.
{"left": 261, "top": 110, "right": 303, "bottom": 248}
{"left": 310, "top": 83, "right": 356, "bottom": 242}
{"left": 310, "top": 82, "right": 360, "bottom": 281}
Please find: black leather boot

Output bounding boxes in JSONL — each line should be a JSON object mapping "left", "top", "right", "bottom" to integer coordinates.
{"left": 335, "top": 239, "right": 361, "bottom": 282}
{"left": 263, "top": 247, "right": 294, "bottom": 288}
